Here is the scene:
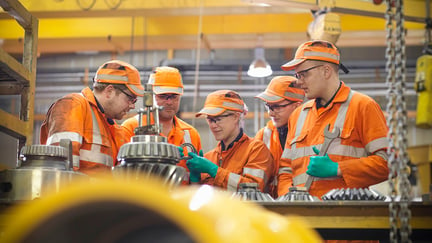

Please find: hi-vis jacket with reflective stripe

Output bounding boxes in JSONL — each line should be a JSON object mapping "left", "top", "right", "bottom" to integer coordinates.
{"left": 202, "top": 133, "right": 274, "bottom": 192}
{"left": 40, "top": 87, "right": 122, "bottom": 177}
{"left": 255, "top": 121, "right": 282, "bottom": 198}
{"left": 121, "top": 114, "right": 202, "bottom": 182}
{"left": 277, "top": 82, "right": 389, "bottom": 198}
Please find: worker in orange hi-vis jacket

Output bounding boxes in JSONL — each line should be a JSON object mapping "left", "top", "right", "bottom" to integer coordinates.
{"left": 121, "top": 66, "right": 202, "bottom": 184}
{"left": 40, "top": 60, "right": 144, "bottom": 177}
{"left": 254, "top": 76, "right": 305, "bottom": 198}
{"left": 277, "top": 40, "right": 389, "bottom": 199}
{"left": 185, "top": 90, "right": 274, "bottom": 192}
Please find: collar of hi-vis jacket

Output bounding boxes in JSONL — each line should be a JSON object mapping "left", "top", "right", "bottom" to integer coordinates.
{"left": 167, "top": 116, "right": 184, "bottom": 143}
{"left": 303, "top": 81, "right": 350, "bottom": 110}
{"left": 219, "top": 129, "right": 245, "bottom": 152}
{"left": 82, "top": 87, "right": 114, "bottom": 125}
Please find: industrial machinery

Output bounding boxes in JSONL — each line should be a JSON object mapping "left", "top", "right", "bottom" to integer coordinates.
{"left": 232, "top": 182, "right": 274, "bottom": 202}
{"left": 0, "top": 139, "right": 88, "bottom": 203}
{"left": 415, "top": 53, "right": 432, "bottom": 128}
{"left": 112, "top": 84, "right": 191, "bottom": 187}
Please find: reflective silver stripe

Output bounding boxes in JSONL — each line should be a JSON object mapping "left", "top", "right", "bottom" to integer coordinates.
{"left": 333, "top": 91, "right": 354, "bottom": 130}
{"left": 227, "top": 173, "right": 241, "bottom": 192}
{"left": 89, "top": 108, "right": 103, "bottom": 144}
{"left": 258, "top": 93, "right": 282, "bottom": 102}
{"left": 262, "top": 126, "right": 272, "bottom": 149}
{"left": 222, "top": 101, "right": 244, "bottom": 110}
{"left": 243, "top": 167, "right": 266, "bottom": 181}
{"left": 374, "top": 150, "right": 388, "bottom": 162}
{"left": 303, "top": 50, "right": 340, "bottom": 62}
{"left": 293, "top": 172, "right": 339, "bottom": 186}
{"left": 154, "top": 86, "right": 183, "bottom": 94}
{"left": 366, "top": 137, "right": 389, "bottom": 154}
{"left": 284, "top": 91, "right": 305, "bottom": 101}
{"left": 290, "top": 139, "right": 368, "bottom": 160}
{"left": 80, "top": 149, "right": 113, "bottom": 166}
{"left": 73, "top": 155, "right": 80, "bottom": 168}
{"left": 183, "top": 130, "right": 191, "bottom": 143}
{"left": 278, "top": 166, "right": 292, "bottom": 175}
{"left": 128, "top": 84, "right": 143, "bottom": 95}
{"left": 290, "top": 90, "right": 356, "bottom": 160}
{"left": 96, "top": 74, "right": 129, "bottom": 82}
{"left": 289, "top": 101, "right": 312, "bottom": 149}
{"left": 281, "top": 147, "right": 290, "bottom": 159}
{"left": 47, "top": 132, "right": 82, "bottom": 145}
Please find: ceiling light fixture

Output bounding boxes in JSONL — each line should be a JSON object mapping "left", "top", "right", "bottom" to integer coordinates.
{"left": 247, "top": 46, "right": 272, "bottom": 78}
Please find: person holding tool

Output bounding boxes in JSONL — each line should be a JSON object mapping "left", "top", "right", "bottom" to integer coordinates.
{"left": 254, "top": 76, "right": 305, "bottom": 197}
{"left": 40, "top": 60, "right": 144, "bottom": 177}
{"left": 277, "top": 40, "right": 389, "bottom": 198}
{"left": 185, "top": 90, "right": 274, "bottom": 192}
{"left": 121, "top": 66, "right": 202, "bottom": 184}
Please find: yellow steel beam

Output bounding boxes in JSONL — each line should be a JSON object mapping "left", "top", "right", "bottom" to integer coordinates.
{"left": 0, "top": 0, "right": 428, "bottom": 21}
{"left": 0, "top": 0, "right": 428, "bottom": 54}
{"left": 0, "top": 13, "right": 424, "bottom": 39}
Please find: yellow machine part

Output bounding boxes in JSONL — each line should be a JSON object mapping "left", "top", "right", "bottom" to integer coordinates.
{"left": 308, "top": 12, "right": 341, "bottom": 44}
{"left": 415, "top": 54, "right": 432, "bottom": 128}
{"left": 1, "top": 176, "right": 322, "bottom": 243}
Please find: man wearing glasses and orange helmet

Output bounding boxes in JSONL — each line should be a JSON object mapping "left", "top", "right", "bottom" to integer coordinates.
{"left": 277, "top": 40, "right": 389, "bottom": 199}
{"left": 40, "top": 60, "right": 144, "bottom": 177}
{"left": 254, "top": 76, "right": 305, "bottom": 197}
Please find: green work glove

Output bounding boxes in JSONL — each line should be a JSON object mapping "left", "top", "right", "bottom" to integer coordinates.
{"left": 189, "top": 170, "right": 201, "bottom": 183}
{"left": 307, "top": 147, "right": 338, "bottom": 178}
{"left": 186, "top": 151, "right": 218, "bottom": 178}
{"left": 178, "top": 146, "right": 184, "bottom": 154}
{"left": 189, "top": 150, "right": 204, "bottom": 183}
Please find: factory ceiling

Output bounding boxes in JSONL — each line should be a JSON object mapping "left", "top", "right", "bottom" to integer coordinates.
{"left": 0, "top": 0, "right": 429, "bottom": 56}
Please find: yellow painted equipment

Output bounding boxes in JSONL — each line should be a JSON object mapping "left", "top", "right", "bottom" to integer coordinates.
{"left": 307, "top": 12, "right": 341, "bottom": 44}
{"left": 415, "top": 54, "right": 432, "bottom": 128}
{"left": 1, "top": 176, "right": 322, "bottom": 243}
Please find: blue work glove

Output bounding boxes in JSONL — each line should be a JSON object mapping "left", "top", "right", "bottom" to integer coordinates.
{"left": 186, "top": 151, "right": 218, "bottom": 178}
{"left": 307, "top": 146, "right": 338, "bottom": 178}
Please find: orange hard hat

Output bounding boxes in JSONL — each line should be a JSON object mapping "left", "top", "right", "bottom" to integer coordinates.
{"left": 281, "top": 40, "right": 348, "bottom": 73}
{"left": 196, "top": 90, "right": 245, "bottom": 117}
{"left": 94, "top": 60, "right": 144, "bottom": 96}
{"left": 255, "top": 76, "right": 305, "bottom": 103}
{"left": 148, "top": 66, "right": 184, "bottom": 95}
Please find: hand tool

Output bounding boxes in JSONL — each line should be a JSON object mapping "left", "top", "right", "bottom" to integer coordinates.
{"left": 304, "top": 123, "right": 340, "bottom": 191}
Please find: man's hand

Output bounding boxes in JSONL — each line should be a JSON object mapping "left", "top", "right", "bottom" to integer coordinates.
{"left": 307, "top": 147, "right": 338, "bottom": 178}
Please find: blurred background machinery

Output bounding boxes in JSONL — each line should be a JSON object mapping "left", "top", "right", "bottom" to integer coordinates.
{"left": 0, "top": 140, "right": 88, "bottom": 203}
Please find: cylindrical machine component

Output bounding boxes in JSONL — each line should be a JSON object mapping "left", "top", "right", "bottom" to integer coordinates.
{"left": 232, "top": 183, "right": 274, "bottom": 202}
{"left": 1, "top": 177, "right": 322, "bottom": 243}
{"left": 276, "top": 187, "right": 320, "bottom": 202}
{"left": 113, "top": 82, "right": 188, "bottom": 187}
{"left": 0, "top": 141, "right": 88, "bottom": 203}
{"left": 414, "top": 54, "right": 432, "bottom": 128}
{"left": 321, "top": 188, "right": 387, "bottom": 201}
{"left": 113, "top": 133, "right": 187, "bottom": 187}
